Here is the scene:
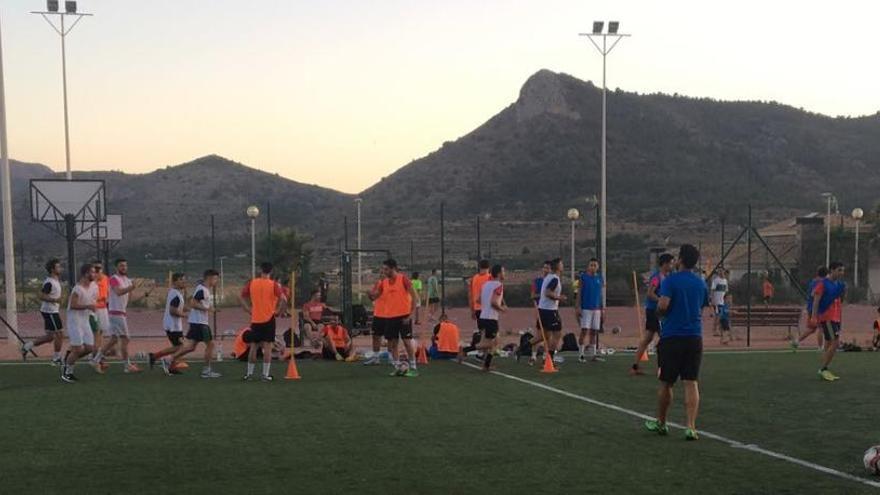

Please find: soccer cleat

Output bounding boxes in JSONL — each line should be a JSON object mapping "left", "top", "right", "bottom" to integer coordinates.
{"left": 578, "top": 354, "right": 587, "bottom": 363}
{"left": 124, "top": 363, "right": 142, "bottom": 374}
{"left": 827, "top": 370, "right": 840, "bottom": 381}
{"left": 261, "top": 375, "right": 274, "bottom": 382}
{"left": 644, "top": 419, "right": 669, "bottom": 435}
{"left": 50, "top": 356, "right": 63, "bottom": 367}
{"left": 148, "top": 353, "right": 156, "bottom": 369}
{"left": 404, "top": 369, "right": 419, "bottom": 378}
{"left": 61, "top": 373, "right": 74, "bottom": 383}
{"left": 685, "top": 428, "right": 700, "bottom": 441}
{"left": 819, "top": 369, "right": 836, "bottom": 382}
{"left": 363, "top": 355, "right": 381, "bottom": 366}
{"left": 20, "top": 341, "right": 32, "bottom": 361}
{"left": 200, "top": 370, "right": 222, "bottom": 379}
{"left": 335, "top": 353, "right": 344, "bottom": 362}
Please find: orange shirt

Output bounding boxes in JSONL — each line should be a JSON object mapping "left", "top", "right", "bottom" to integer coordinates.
{"left": 322, "top": 325, "right": 349, "bottom": 349}
{"left": 374, "top": 274, "right": 413, "bottom": 318}
{"left": 95, "top": 274, "right": 109, "bottom": 309}
{"left": 241, "top": 277, "right": 282, "bottom": 324}
{"left": 436, "top": 321, "right": 460, "bottom": 353}
{"left": 302, "top": 301, "right": 325, "bottom": 322}
{"left": 762, "top": 280, "right": 774, "bottom": 298}
{"left": 470, "top": 272, "right": 491, "bottom": 311}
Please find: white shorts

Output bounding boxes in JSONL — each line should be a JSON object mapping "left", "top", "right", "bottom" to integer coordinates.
{"left": 107, "top": 315, "right": 130, "bottom": 337}
{"left": 68, "top": 317, "right": 95, "bottom": 347}
{"left": 93, "top": 308, "right": 110, "bottom": 332}
{"left": 579, "top": 310, "right": 602, "bottom": 330}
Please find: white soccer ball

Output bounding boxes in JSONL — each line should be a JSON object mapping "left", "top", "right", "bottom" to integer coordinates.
{"left": 396, "top": 361, "right": 410, "bottom": 374}
{"left": 864, "top": 446, "right": 880, "bottom": 475}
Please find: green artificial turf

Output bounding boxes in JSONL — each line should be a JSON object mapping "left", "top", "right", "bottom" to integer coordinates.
{"left": 1, "top": 350, "right": 878, "bottom": 494}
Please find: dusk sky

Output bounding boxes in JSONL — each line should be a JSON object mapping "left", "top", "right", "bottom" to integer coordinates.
{"left": 3, "top": 0, "right": 877, "bottom": 193}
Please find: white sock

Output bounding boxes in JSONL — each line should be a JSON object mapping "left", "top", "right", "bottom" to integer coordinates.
{"left": 409, "top": 360, "right": 417, "bottom": 370}
{"left": 592, "top": 344, "right": 598, "bottom": 355}
{"left": 262, "top": 362, "right": 271, "bottom": 377}
{"left": 92, "top": 352, "right": 103, "bottom": 363}
{"left": 65, "top": 364, "right": 73, "bottom": 375}
{"left": 247, "top": 363, "right": 255, "bottom": 376}
{"left": 531, "top": 350, "right": 537, "bottom": 359}
{"left": 579, "top": 344, "right": 585, "bottom": 356}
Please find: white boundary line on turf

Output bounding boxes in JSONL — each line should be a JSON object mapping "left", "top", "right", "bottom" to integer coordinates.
{"left": 461, "top": 362, "right": 880, "bottom": 490}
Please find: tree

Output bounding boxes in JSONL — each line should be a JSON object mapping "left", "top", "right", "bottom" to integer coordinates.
{"left": 260, "top": 228, "right": 312, "bottom": 280}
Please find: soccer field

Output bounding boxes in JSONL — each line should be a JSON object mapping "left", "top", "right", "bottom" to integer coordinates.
{"left": 2, "top": 351, "right": 879, "bottom": 494}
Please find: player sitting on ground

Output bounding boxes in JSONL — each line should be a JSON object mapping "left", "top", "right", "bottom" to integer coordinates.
{"left": 644, "top": 244, "right": 707, "bottom": 441}
{"left": 631, "top": 253, "right": 674, "bottom": 376}
{"left": 321, "top": 315, "right": 355, "bottom": 361}
{"left": 62, "top": 264, "right": 99, "bottom": 383}
{"left": 21, "top": 258, "right": 65, "bottom": 365}
{"left": 149, "top": 272, "right": 189, "bottom": 371}
{"left": 429, "top": 314, "right": 461, "bottom": 360}
{"left": 162, "top": 269, "right": 222, "bottom": 379}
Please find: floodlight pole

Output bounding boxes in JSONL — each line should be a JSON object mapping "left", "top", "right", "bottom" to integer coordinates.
{"left": 355, "top": 198, "right": 362, "bottom": 302}
{"left": 0, "top": 12, "right": 19, "bottom": 338}
{"left": 581, "top": 25, "right": 630, "bottom": 310}
{"left": 32, "top": 7, "right": 92, "bottom": 180}
{"left": 822, "top": 193, "right": 834, "bottom": 268}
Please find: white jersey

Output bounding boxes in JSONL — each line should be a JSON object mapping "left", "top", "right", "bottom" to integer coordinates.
{"left": 188, "top": 283, "right": 212, "bottom": 325}
{"left": 108, "top": 274, "right": 132, "bottom": 314}
{"left": 710, "top": 277, "right": 729, "bottom": 306}
{"left": 40, "top": 277, "right": 62, "bottom": 314}
{"left": 479, "top": 280, "right": 504, "bottom": 321}
{"left": 164, "top": 288, "right": 185, "bottom": 332}
{"left": 538, "top": 273, "right": 561, "bottom": 311}
{"left": 67, "top": 282, "right": 97, "bottom": 332}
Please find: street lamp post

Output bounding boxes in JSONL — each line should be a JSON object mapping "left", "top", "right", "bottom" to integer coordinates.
{"left": 567, "top": 208, "right": 580, "bottom": 282}
{"left": 31, "top": 1, "right": 92, "bottom": 180}
{"left": 852, "top": 208, "right": 864, "bottom": 288}
{"left": 581, "top": 21, "right": 629, "bottom": 310}
{"left": 218, "top": 256, "right": 228, "bottom": 304}
{"left": 246, "top": 205, "right": 260, "bottom": 279}
{"left": 821, "top": 192, "right": 836, "bottom": 268}
{"left": 354, "top": 198, "right": 362, "bottom": 302}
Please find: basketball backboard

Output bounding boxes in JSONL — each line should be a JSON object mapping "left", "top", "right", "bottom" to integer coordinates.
{"left": 30, "top": 179, "right": 106, "bottom": 238}
{"left": 79, "top": 214, "right": 122, "bottom": 241}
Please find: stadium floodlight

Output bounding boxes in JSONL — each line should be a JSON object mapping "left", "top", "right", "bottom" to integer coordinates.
{"left": 31, "top": 2, "right": 93, "bottom": 180}
{"left": 579, "top": 22, "right": 630, "bottom": 309}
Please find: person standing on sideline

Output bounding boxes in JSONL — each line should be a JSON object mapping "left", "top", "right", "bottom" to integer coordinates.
{"left": 61, "top": 264, "right": 99, "bottom": 383}
{"left": 631, "top": 253, "right": 674, "bottom": 376}
{"left": 709, "top": 269, "right": 728, "bottom": 337}
{"left": 240, "top": 262, "right": 287, "bottom": 381}
{"left": 645, "top": 244, "right": 707, "bottom": 441}
{"left": 576, "top": 258, "right": 604, "bottom": 363}
{"left": 762, "top": 276, "right": 775, "bottom": 306}
{"left": 368, "top": 259, "right": 419, "bottom": 377}
{"left": 21, "top": 258, "right": 65, "bottom": 365}
{"left": 426, "top": 269, "right": 440, "bottom": 322}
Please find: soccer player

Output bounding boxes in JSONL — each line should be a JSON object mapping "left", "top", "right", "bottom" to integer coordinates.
{"left": 321, "top": 315, "right": 355, "bottom": 361}
{"left": 21, "top": 258, "right": 65, "bottom": 364}
{"left": 469, "top": 260, "right": 491, "bottom": 321}
{"left": 429, "top": 314, "right": 461, "bottom": 360}
{"left": 794, "top": 266, "right": 828, "bottom": 349}
{"left": 872, "top": 307, "right": 880, "bottom": 351}
{"left": 411, "top": 272, "right": 423, "bottom": 325}
{"left": 240, "top": 262, "right": 286, "bottom": 381}
{"left": 426, "top": 269, "right": 440, "bottom": 322}
{"left": 576, "top": 258, "right": 604, "bottom": 363}
{"left": 149, "top": 272, "right": 189, "bottom": 370}
{"left": 92, "top": 258, "right": 145, "bottom": 373}
{"left": 62, "top": 263, "right": 99, "bottom": 383}
{"left": 162, "top": 269, "right": 222, "bottom": 378}
{"left": 91, "top": 261, "right": 111, "bottom": 366}
{"left": 645, "top": 244, "right": 707, "bottom": 441}
{"left": 809, "top": 261, "right": 846, "bottom": 381}
{"left": 474, "top": 264, "right": 507, "bottom": 371}
{"left": 526, "top": 258, "right": 566, "bottom": 366}
{"left": 368, "top": 259, "right": 419, "bottom": 377}
{"left": 709, "top": 268, "right": 728, "bottom": 337}
{"left": 631, "top": 253, "right": 674, "bottom": 375}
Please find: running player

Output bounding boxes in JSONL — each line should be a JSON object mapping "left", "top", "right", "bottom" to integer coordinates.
{"left": 62, "top": 263, "right": 99, "bottom": 383}
{"left": 149, "top": 272, "right": 189, "bottom": 370}
{"left": 368, "top": 259, "right": 419, "bottom": 377}
{"left": 576, "top": 258, "right": 604, "bottom": 362}
{"left": 426, "top": 269, "right": 440, "bottom": 322}
{"left": 92, "top": 258, "right": 145, "bottom": 373}
{"left": 469, "top": 260, "right": 491, "bottom": 321}
{"left": 21, "top": 258, "right": 65, "bottom": 364}
{"left": 809, "top": 261, "right": 846, "bottom": 381}
{"left": 91, "top": 261, "right": 111, "bottom": 366}
{"left": 644, "top": 244, "right": 707, "bottom": 441}
{"left": 240, "top": 262, "right": 286, "bottom": 381}
{"left": 793, "top": 266, "right": 828, "bottom": 349}
{"left": 162, "top": 269, "right": 222, "bottom": 378}
{"left": 631, "top": 253, "right": 674, "bottom": 375}
{"left": 411, "top": 272, "right": 423, "bottom": 325}
{"left": 474, "top": 264, "right": 507, "bottom": 371}
{"left": 526, "top": 258, "right": 566, "bottom": 365}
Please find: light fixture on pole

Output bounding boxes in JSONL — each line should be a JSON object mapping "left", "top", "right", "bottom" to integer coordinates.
{"left": 852, "top": 207, "right": 864, "bottom": 288}
{"left": 580, "top": 21, "right": 630, "bottom": 310}
{"left": 821, "top": 192, "right": 835, "bottom": 268}
{"left": 567, "top": 208, "right": 580, "bottom": 282}
{"left": 354, "top": 198, "right": 362, "bottom": 302}
{"left": 246, "top": 205, "right": 260, "bottom": 279}
{"left": 31, "top": 1, "right": 92, "bottom": 181}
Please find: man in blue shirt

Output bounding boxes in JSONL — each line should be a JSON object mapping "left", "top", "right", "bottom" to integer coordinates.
{"left": 645, "top": 244, "right": 707, "bottom": 441}
{"left": 631, "top": 253, "right": 674, "bottom": 375}
{"left": 576, "top": 258, "right": 604, "bottom": 363}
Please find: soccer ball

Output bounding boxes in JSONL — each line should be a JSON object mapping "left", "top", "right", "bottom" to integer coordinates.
{"left": 611, "top": 326, "right": 621, "bottom": 335}
{"left": 395, "top": 361, "right": 410, "bottom": 375}
{"left": 864, "top": 446, "right": 880, "bottom": 475}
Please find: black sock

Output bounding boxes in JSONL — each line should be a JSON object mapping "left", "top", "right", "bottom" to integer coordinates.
{"left": 484, "top": 353, "right": 493, "bottom": 367}
{"left": 821, "top": 366, "right": 827, "bottom": 371}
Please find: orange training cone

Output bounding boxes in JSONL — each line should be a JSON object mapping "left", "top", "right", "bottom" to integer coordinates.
{"left": 540, "top": 352, "right": 558, "bottom": 374}
{"left": 639, "top": 351, "right": 649, "bottom": 362}
{"left": 285, "top": 356, "right": 301, "bottom": 380}
{"left": 417, "top": 344, "right": 429, "bottom": 365}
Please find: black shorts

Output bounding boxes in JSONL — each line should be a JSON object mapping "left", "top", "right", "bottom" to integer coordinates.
{"left": 186, "top": 323, "right": 213, "bottom": 342}
{"left": 428, "top": 297, "right": 439, "bottom": 304}
{"left": 322, "top": 346, "right": 351, "bottom": 360}
{"left": 538, "top": 309, "right": 562, "bottom": 332}
{"left": 373, "top": 316, "right": 413, "bottom": 340}
{"left": 478, "top": 319, "right": 499, "bottom": 339}
{"left": 250, "top": 318, "right": 277, "bottom": 343}
{"left": 166, "top": 331, "right": 184, "bottom": 346}
{"left": 42, "top": 312, "right": 63, "bottom": 332}
{"left": 821, "top": 321, "right": 841, "bottom": 341}
{"left": 720, "top": 318, "right": 731, "bottom": 331}
{"left": 645, "top": 309, "right": 660, "bottom": 334}
{"left": 657, "top": 337, "right": 703, "bottom": 384}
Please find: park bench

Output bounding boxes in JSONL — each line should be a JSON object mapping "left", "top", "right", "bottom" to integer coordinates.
{"left": 729, "top": 306, "right": 802, "bottom": 336}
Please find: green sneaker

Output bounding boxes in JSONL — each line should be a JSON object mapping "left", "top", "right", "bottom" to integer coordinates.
{"left": 819, "top": 369, "right": 836, "bottom": 382}
{"left": 644, "top": 419, "right": 669, "bottom": 435}
{"left": 685, "top": 428, "right": 699, "bottom": 441}
{"left": 404, "top": 369, "right": 419, "bottom": 378}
